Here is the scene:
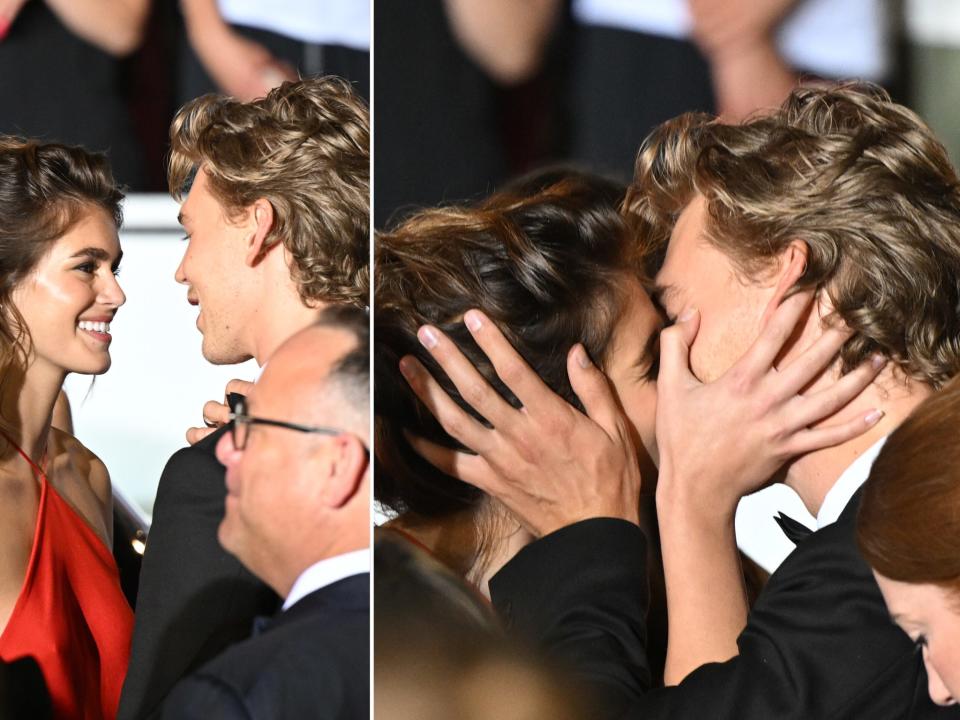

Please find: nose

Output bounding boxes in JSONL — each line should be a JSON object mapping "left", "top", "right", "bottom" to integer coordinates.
{"left": 924, "top": 648, "right": 956, "bottom": 706}
{"left": 100, "top": 272, "right": 126, "bottom": 309}
{"left": 215, "top": 429, "right": 241, "bottom": 468}
{"left": 174, "top": 249, "right": 188, "bottom": 286}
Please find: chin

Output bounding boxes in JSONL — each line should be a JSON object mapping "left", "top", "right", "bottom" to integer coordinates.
{"left": 201, "top": 336, "right": 252, "bottom": 366}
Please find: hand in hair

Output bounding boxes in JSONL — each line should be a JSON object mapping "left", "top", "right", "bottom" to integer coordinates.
{"left": 399, "top": 309, "right": 641, "bottom": 538}
{"left": 186, "top": 378, "right": 254, "bottom": 446}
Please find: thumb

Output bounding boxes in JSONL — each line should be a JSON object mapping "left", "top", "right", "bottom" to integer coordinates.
{"left": 658, "top": 308, "right": 701, "bottom": 388}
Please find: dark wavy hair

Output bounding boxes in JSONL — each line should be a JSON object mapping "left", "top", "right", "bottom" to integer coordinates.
{"left": 625, "top": 82, "right": 960, "bottom": 388}
{"left": 0, "top": 136, "right": 123, "bottom": 374}
{"left": 374, "top": 169, "right": 642, "bottom": 519}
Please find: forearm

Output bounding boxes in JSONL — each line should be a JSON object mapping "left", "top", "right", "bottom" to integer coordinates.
{"left": 44, "top": 0, "right": 149, "bottom": 56}
{"left": 657, "top": 479, "right": 747, "bottom": 686}
{"left": 443, "top": 0, "right": 559, "bottom": 84}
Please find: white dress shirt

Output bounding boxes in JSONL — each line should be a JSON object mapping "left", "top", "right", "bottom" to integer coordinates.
{"left": 282, "top": 548, "right": 370, "bottom": 611}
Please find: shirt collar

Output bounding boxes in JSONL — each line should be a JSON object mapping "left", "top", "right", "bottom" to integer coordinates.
{"left": 282, "top": 548, "right": 370, "bottom": 611}
{"left": 816, "top": 436, "right": 888, "bottom": 529}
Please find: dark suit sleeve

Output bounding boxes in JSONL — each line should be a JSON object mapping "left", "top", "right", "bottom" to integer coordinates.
{"left": 119, "top": 429, "right": 279, "bottom": 720}
{"left": 490, "top": 518, "right": 651, "bottom": 718}
{"left": 491, "top": 513, "right": 952, "bottom": 720}
{"left": 161, "top": 675, "right": 253, "bottom": 720}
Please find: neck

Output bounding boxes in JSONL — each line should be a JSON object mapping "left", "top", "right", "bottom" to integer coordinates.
{"left": 248, "top": 260, "right": 329, "bottom": 366}
{"left": 785, "top": 369, "right": 932, "bottom": 516}
{"left": 0, "top": 357, "right": 64, "bottom": 462}
{"left": 387, "top": 502, "right": 533, "bottom": 599}
{"left": 271, "top": 528, "right": 369, "bottom": 599}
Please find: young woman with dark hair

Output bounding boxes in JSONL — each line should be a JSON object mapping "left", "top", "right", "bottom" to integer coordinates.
{"left": 374, "top": 169, "right": 661, "bottom": 592}
{"left": 0, "top": 137, "right": 132, "bottom": 719}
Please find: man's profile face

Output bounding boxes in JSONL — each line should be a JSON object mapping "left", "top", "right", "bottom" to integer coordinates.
{"left": 175, "top": 167, "right": 255, "bottom": 365}
{"left": 215, "top": 327, "right": 356, "bottom": 580}
{"left": 654, "top": 194, "right": 770, "bottom": 382}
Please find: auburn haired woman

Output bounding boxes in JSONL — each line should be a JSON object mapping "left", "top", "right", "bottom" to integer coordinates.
{"left": 858, "top": 380, "right": 960, "bottom": 707}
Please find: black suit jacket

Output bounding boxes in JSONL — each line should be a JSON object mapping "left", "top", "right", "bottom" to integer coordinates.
{"left": 490, "top": 490, "right": 960, "bottom": 719}
{"left": 119, "top": 426, "right": 280, "bottom": 720}
{"left": 159, "top": 574, "right": 370, "bottom": 720}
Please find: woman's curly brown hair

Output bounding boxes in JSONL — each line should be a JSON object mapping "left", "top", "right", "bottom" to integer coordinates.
{"left": 0, "top": 136, "right": 123, "bottom": 374}
{"left": 168, "top": 75, "right": 369, "bottom": 307}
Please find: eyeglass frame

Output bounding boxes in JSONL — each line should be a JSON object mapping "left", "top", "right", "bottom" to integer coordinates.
{"left": 228, "top": 396, "right": 366, "bottom": 454}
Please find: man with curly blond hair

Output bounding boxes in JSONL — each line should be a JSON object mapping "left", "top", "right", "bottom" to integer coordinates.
{"left": 119, "top": 76, "right": 369, "bottom": 720}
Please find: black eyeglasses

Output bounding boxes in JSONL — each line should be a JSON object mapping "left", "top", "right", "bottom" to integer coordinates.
{"left": 229, "top": 396, "right": 347, "bottom": 451}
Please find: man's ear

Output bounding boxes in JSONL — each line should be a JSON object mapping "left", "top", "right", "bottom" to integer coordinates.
{"left": 320, "top": 434, "right": 368, "bottom": 509}
{"left": 243, "top": 199, "right": 276, "bottom": 267}
{"left": 759, "top": 239, "right": 810, "bottom": 330}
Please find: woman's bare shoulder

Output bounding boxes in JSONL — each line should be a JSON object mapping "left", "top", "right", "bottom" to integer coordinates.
{"left": 49, "top": 427, "right": 112, "bottom": 509}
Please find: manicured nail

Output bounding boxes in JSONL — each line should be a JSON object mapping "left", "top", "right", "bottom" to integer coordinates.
{"left": 573, "top": 344, "right": 592, "bottom": 369}
{"left": 464, "top": 310, "right": 482, "bottom": 332}
{"left": 679, "top": 307, "right": 698, "bottom": 322}
{"left": 418, "top": 326, "right": 438, "bottom": 349}
{"left": 871, "top": 354, "right": 887, "bottom": 370}
{"left": 864, "top": 409, "right": 884, "bottom": 425}
{"left": 398, "top": 356, "right": 416, "bottom": 378}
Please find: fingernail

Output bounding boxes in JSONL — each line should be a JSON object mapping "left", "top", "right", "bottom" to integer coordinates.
{"left": 871, "top": 354, "right": 887, "bottom": 370}
{"left": 679, "top": 307, "right": 698, "bottom": 322}
{"left": 398, "top": 356, "right": 416, "bottom": 378}
{"left": 865, "top": 409, "right": 884, "bottom": 425}
{"left": 464, "top": 310, "right": 482, "bottom": 333}
{"left": 418, "top": 326, "right": 438, "bottom": 349}
{"left": 573, "top": 344, "right": 592, "bottom": 369}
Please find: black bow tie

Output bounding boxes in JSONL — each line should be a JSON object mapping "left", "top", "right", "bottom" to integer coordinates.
{"left": 774, "top": 512, "right": 814, "bottom": 545}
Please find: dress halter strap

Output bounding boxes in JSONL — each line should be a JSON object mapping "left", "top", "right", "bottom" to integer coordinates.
{"left": 0, "top": 429, "right": 47, "bottom": 478}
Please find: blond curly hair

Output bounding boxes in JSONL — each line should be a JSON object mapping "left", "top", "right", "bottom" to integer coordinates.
{"left": 625, "top": 82, "right": 960, "bottom": 388}
{"left": 168, "top": 76, "right": 369, "bottom": 307}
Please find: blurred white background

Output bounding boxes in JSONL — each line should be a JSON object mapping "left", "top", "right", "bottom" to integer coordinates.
{"left": 62, "top": 195, "right": 257, "bottom": 522}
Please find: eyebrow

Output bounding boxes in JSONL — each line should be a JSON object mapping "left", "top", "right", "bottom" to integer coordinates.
{"left": 71, "top": 247, "right": 123, "bottom": 265}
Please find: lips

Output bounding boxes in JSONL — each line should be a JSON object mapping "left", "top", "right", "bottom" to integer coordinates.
{"left": 78, "top": 317, "right": 113, "bottom": 344}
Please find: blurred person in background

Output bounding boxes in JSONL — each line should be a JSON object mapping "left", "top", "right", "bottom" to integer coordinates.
{"left": 0, "top": 138, "right": 133, "bottom": 719}
{"left": 119, "top": 76, "right": 369, "bottom": 720}
{"left": 858, "top": 380, "right": 960, "bottom": 707}
{"left": 382, "top": 0, "right": 894, "bottom": 201}
{"left": 0, "top": 0, "right": 150, "bottom": 187}
{"left": 161, "top": 312, "right": 370, "bottom": 720}
{"left": 178, "top": 0, "right": 369, "bottom": 104}
{"left": 375, "top": 533, "right": 585, "bottom": 720}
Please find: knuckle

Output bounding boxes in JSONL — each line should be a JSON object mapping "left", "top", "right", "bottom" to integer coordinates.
{"left": 462, "top": 381, "right": 488, "bottom": 408}
{"left": 497, "top": 360, "right": 524, "bottom": 387}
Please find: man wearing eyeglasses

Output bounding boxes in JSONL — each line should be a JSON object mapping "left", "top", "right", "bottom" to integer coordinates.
{"left": 120, "top": 77, "right": 369, "bottom": 720}
{"left": 159, "top": 309, "right": 370, "bottom": 720}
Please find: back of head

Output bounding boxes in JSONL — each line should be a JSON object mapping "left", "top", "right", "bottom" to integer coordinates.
{"left": 857, "top": 379, "right": 960, "bottom": 595}
{"left": 374, "top": 534, "right": 584, "bottom": 720}
{"left": 626, "top": 82, "right": 960, "bottom": 388}
{"left": 168, "top": 76, "right": 369, "bottom": 308}
{"left": 312, "top": 304, "right": 370, "bottom": 444}
{"left": 0, "top": 136, "right": 122, "bottom": 373}
{"left": 374, "top": 170, "right": 637, "bottom": 518}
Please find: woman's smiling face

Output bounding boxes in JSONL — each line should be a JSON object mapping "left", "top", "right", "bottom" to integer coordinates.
{"left": 11, "top": 205, "right": 126, "bottom": 376}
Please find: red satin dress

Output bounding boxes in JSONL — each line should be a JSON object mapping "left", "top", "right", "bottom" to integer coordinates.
{"left": 0, "top": 439, "right": 133, "bottom": 720}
